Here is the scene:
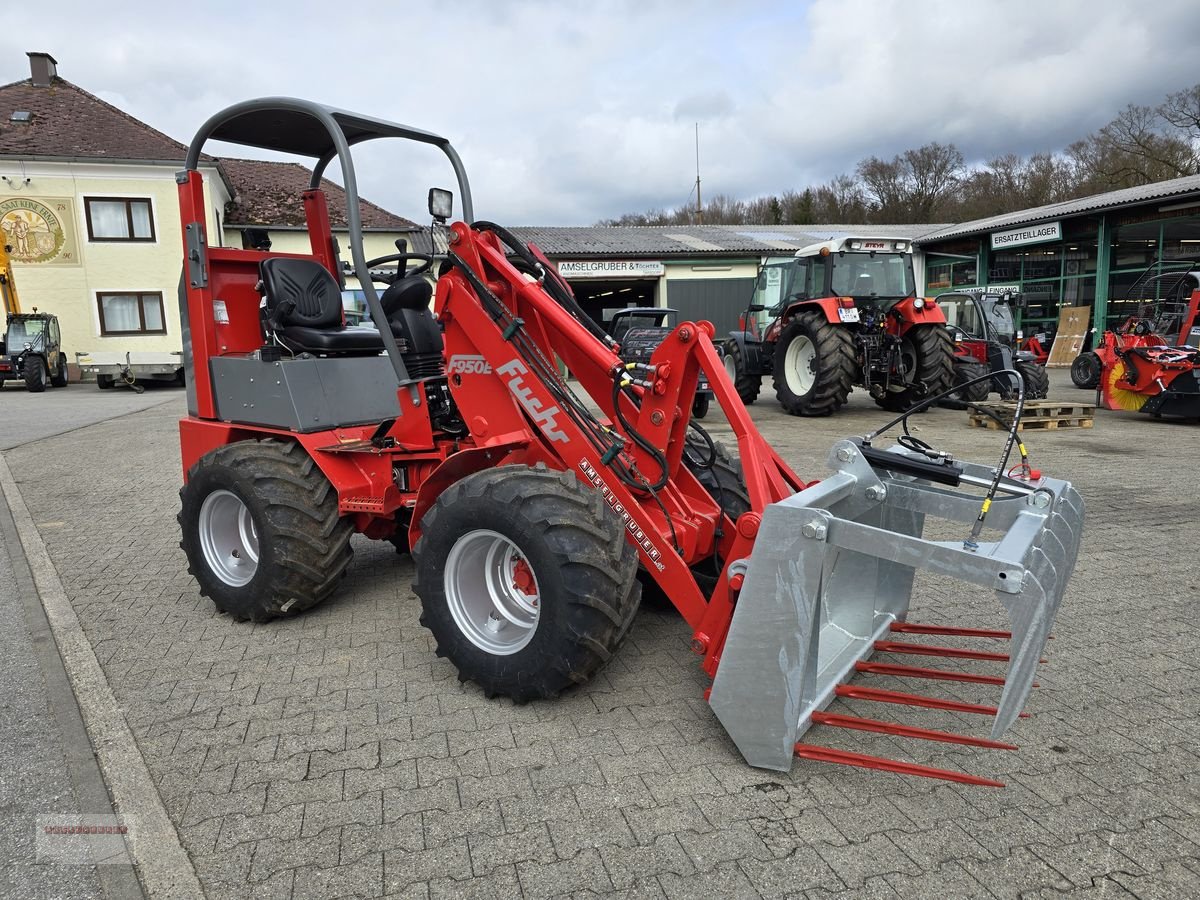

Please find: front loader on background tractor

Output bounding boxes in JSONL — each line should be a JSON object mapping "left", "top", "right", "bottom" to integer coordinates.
{"left": 176, "top": 98, "right": 1084, "bottom": 785}
{"left": 722, "top": 242, "right": 954, "bottom": 416}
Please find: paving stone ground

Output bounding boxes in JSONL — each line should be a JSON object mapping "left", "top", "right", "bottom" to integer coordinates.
{"left": 5, "top": 369, "right": 1198, "bottom": 898}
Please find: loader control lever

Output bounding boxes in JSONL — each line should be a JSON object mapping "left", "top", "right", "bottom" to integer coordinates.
{"left": 850, "top": 438, "right": 963, "bottom": 488}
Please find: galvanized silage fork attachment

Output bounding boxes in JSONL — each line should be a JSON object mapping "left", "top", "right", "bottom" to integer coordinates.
{"left": 708, "top": 439, "right": 1084, "bottom": 787}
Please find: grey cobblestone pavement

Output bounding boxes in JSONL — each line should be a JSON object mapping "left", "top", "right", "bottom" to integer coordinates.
{"left": 4, "top": 369, "right": 1198, "bottom": 898}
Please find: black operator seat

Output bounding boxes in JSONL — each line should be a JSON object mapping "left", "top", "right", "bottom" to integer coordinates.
{"left": 379, "top": 274, "right": 445, "bottom": 379}
{"left": 259, "top": 257, "right": 384, "bottom": 356}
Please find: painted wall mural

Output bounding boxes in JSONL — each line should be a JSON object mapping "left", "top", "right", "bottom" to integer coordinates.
{"left": 0, "top": 197, "right": 81, "bottom": 266}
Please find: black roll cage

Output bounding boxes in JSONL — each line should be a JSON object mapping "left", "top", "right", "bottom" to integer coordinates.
{"left": 182, "top": 96, "right": 474, "bottom": 388}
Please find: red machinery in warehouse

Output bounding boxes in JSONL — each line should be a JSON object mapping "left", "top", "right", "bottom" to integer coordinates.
{"left": 1074, "top": 264, "right": 1200, "bottom": 417}
{"left": 175, "top": 98, "right": 1084, "bottom": 786}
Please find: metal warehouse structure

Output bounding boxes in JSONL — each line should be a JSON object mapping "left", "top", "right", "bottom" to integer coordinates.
{"left": 916, "top": 175, "right": 1200, "bottom": 336}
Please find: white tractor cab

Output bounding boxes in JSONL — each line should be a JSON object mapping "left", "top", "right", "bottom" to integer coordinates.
{"left": 724, "top": 236, "right": 952, "bottom": 416}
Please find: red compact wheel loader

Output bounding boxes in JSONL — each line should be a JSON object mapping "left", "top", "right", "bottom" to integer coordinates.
{"left": 176, "top": 99, "right": 1084, "bottom": 785}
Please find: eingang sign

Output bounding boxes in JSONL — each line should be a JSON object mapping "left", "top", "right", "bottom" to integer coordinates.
{"left": 557, "top": 260, "right": 664, "bottom": 279}
{"left": 991, "top": 222, "right": 1061, "bottom": 250}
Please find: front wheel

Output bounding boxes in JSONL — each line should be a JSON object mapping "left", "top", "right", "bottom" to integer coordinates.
{"left": 691, "top": 393, "right": 710, "bottom": 419}
{"left": 772, "top": 313, "right": 855, "bottom": 417}
{"left": 941, "top": 359, "right": 991, "bottom": 407}
{"left": 722, "top": 340, "right": 762, "bottom": 405}
{"left": 178, "top": 439, "right": 354, "bottom": 622}
{"left": 1015, "top": 360, "right": 1050, "bottom": 399}
{"left": 23, "top": 356, "right": 47, "bottom": 393}
{"left": 1071, "top": 352, "right": 1101, "bottom": 389}
{"left": 875, "top": 325, "right": 954, "bottom": 413}
{"left": 50, "top": 355, "right": 68, "bottom": 388}
{"left": 96, "top": 374, "right": 114, "bottom": 390}
{"left": 413, "top": 464, "right": 640, "bottom": 702}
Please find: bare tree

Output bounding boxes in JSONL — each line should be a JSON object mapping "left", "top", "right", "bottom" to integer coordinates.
{"left": 856, "top": 143, "right": 963, "bottom": 222}
{"left": 1159, "top": 84, "right": 1200, "bottom": 135}
{"left": 1068, "top": 102, "right": 1198, "bottom": 190}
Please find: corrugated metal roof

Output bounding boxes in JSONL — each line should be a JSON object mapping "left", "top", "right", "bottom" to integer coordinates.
{"left": 508, "top": 223, "right": 944, "bottom": 258}
{"left": 916, "top": 174, "right": 1200, "bottom": 244}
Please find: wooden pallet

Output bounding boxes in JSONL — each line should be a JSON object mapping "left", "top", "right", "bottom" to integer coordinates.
{"left": 967, "top": 400, "right": 1095, "bottom": 431}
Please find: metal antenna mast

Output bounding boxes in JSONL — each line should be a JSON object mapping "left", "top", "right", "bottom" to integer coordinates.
{"left": 694, "top": 123, "right": 702, "bottom": 225}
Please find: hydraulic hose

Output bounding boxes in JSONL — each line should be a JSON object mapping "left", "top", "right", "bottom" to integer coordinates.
{"left": 471, "top": 221, "right": 614, "bottom": 346}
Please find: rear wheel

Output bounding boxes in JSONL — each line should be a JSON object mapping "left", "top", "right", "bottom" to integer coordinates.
{"left": 722, "top": 339, "right": 762, "bottom": 405}
{"left": 1071, "top": 352, "right": 1101, "bottom": 389}
{"left": 413, "top": 464, "right": 640, "bottom": 702}
{"left": 179, "top": 439, "right": 353, "bottom": 622}
{"left": 50, "top": 355, "right": 68, "bottom": 387}
{"left": 773, "top": 313, "right": 855, "bottom": 416}
{"left": 1015, "top": 360, "right": 1049, "bottom": 399}
{"left": 875, "top": 325, "right": 954, "bottom": 412}
{"left": 24, "top": 356, "right": 47, "bottom": 393}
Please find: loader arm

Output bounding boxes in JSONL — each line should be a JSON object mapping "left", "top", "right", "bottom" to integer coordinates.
{"left": 431, "top": 222, "right": 804, "bottom": 639}
{"left": 429, "top": 222, "right": 1084, "bottom": 786}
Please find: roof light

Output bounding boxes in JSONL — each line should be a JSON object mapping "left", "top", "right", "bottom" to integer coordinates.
{"left": 895, "top": 241, "right": 908, "bottom": 251}
{"left": 849, "top": 241, "right": 862, "bottom": 250}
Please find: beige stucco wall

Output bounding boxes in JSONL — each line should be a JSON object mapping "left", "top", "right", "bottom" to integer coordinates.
{"left": 0, "top": 160, "right": 227, "bottom": 356}
{"left": 221, "top": 228, "right": 414, "bottom": 264}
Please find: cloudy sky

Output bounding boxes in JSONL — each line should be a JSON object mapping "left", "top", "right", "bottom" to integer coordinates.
{"left": 4, "top": 0, "right": 1199, "bottom": 225}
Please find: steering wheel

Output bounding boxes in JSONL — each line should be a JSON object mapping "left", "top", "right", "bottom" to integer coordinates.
{"left": 362, "top": 252, "right": 435, "bottom": 284}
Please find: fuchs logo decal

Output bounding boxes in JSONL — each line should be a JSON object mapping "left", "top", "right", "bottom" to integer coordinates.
{"left": 446, "top": 355, "right": 492, "bottom": 374}
{"left": 577, "top": 459, "right": 665, "bottom": 570}
{"left": 497, "top": 359, "right": 569, "bottom": 443}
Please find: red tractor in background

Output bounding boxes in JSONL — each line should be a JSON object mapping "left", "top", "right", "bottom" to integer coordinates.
{"left": 1071, "top": 261, "right": 1200, "bottom": 389}
{"left": 723, "top": 240, "right": 954, "bottom": 416}
{"left": 936, "top": 291, "right": 1049, "bottom": 405}
{"left": 173, "top": 98, "right": 1084, "bottom": 786}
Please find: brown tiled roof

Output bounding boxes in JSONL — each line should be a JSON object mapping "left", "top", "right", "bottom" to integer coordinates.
{"left": 220, "top": 157, "right": 417, "bottom": 230}
{"left": 0, "top": 76, "right": 189, "bottom": 160}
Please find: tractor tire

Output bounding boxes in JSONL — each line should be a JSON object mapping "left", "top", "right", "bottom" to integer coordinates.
{"left": 684, "top": 434, "right": 751, "bottom": 525}
{"left": 875, "top": 325, "right": 954, "bottom": 413}
{"left": 413, "top": 464, "right": 641, "bottom": 702}
{"left": 50, "top": 355, "right": 68, "bottom": 388}
{"left": 178, "top": 439, "right": 353, "bottom": 623}
{"left": 1071, "top": 352, "right": 1101, "bottom": 389}
{"left": 691, "top": 393, "right": 710, "bottom": 419}
{"left": 722, "top": 340, "right": 761, "bottom": 405}
{"left": 24, "top": 356, "right": 47, "bottom": 393}
{"left": 96, "top": 374, "right": 115, "bottom": 390}
{"left": 941, "top": 360, "right": 991, "bottom": 407}
{"left": 773, "top": 313, "right": 855, "bottom": 417}
{"left": 1015, "top": 360, "right": 1049, "bottom": 400}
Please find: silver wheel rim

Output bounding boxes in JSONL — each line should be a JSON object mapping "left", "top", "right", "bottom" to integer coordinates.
{"left": 723, "top": 353, "right": 738, "bottom": 381}
{"left": 444, "top": 529, "right": 540, "bottom": 655}
{"left": 784, "top": 335, "right": 816, "bottom": 395}
{"left": 198, "top": 489, "right": 260, "bottom": 587}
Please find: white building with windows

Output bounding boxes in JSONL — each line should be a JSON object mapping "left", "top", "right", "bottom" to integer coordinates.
{"left": 0, "top": 52, "right": 418, "bottom": 373}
